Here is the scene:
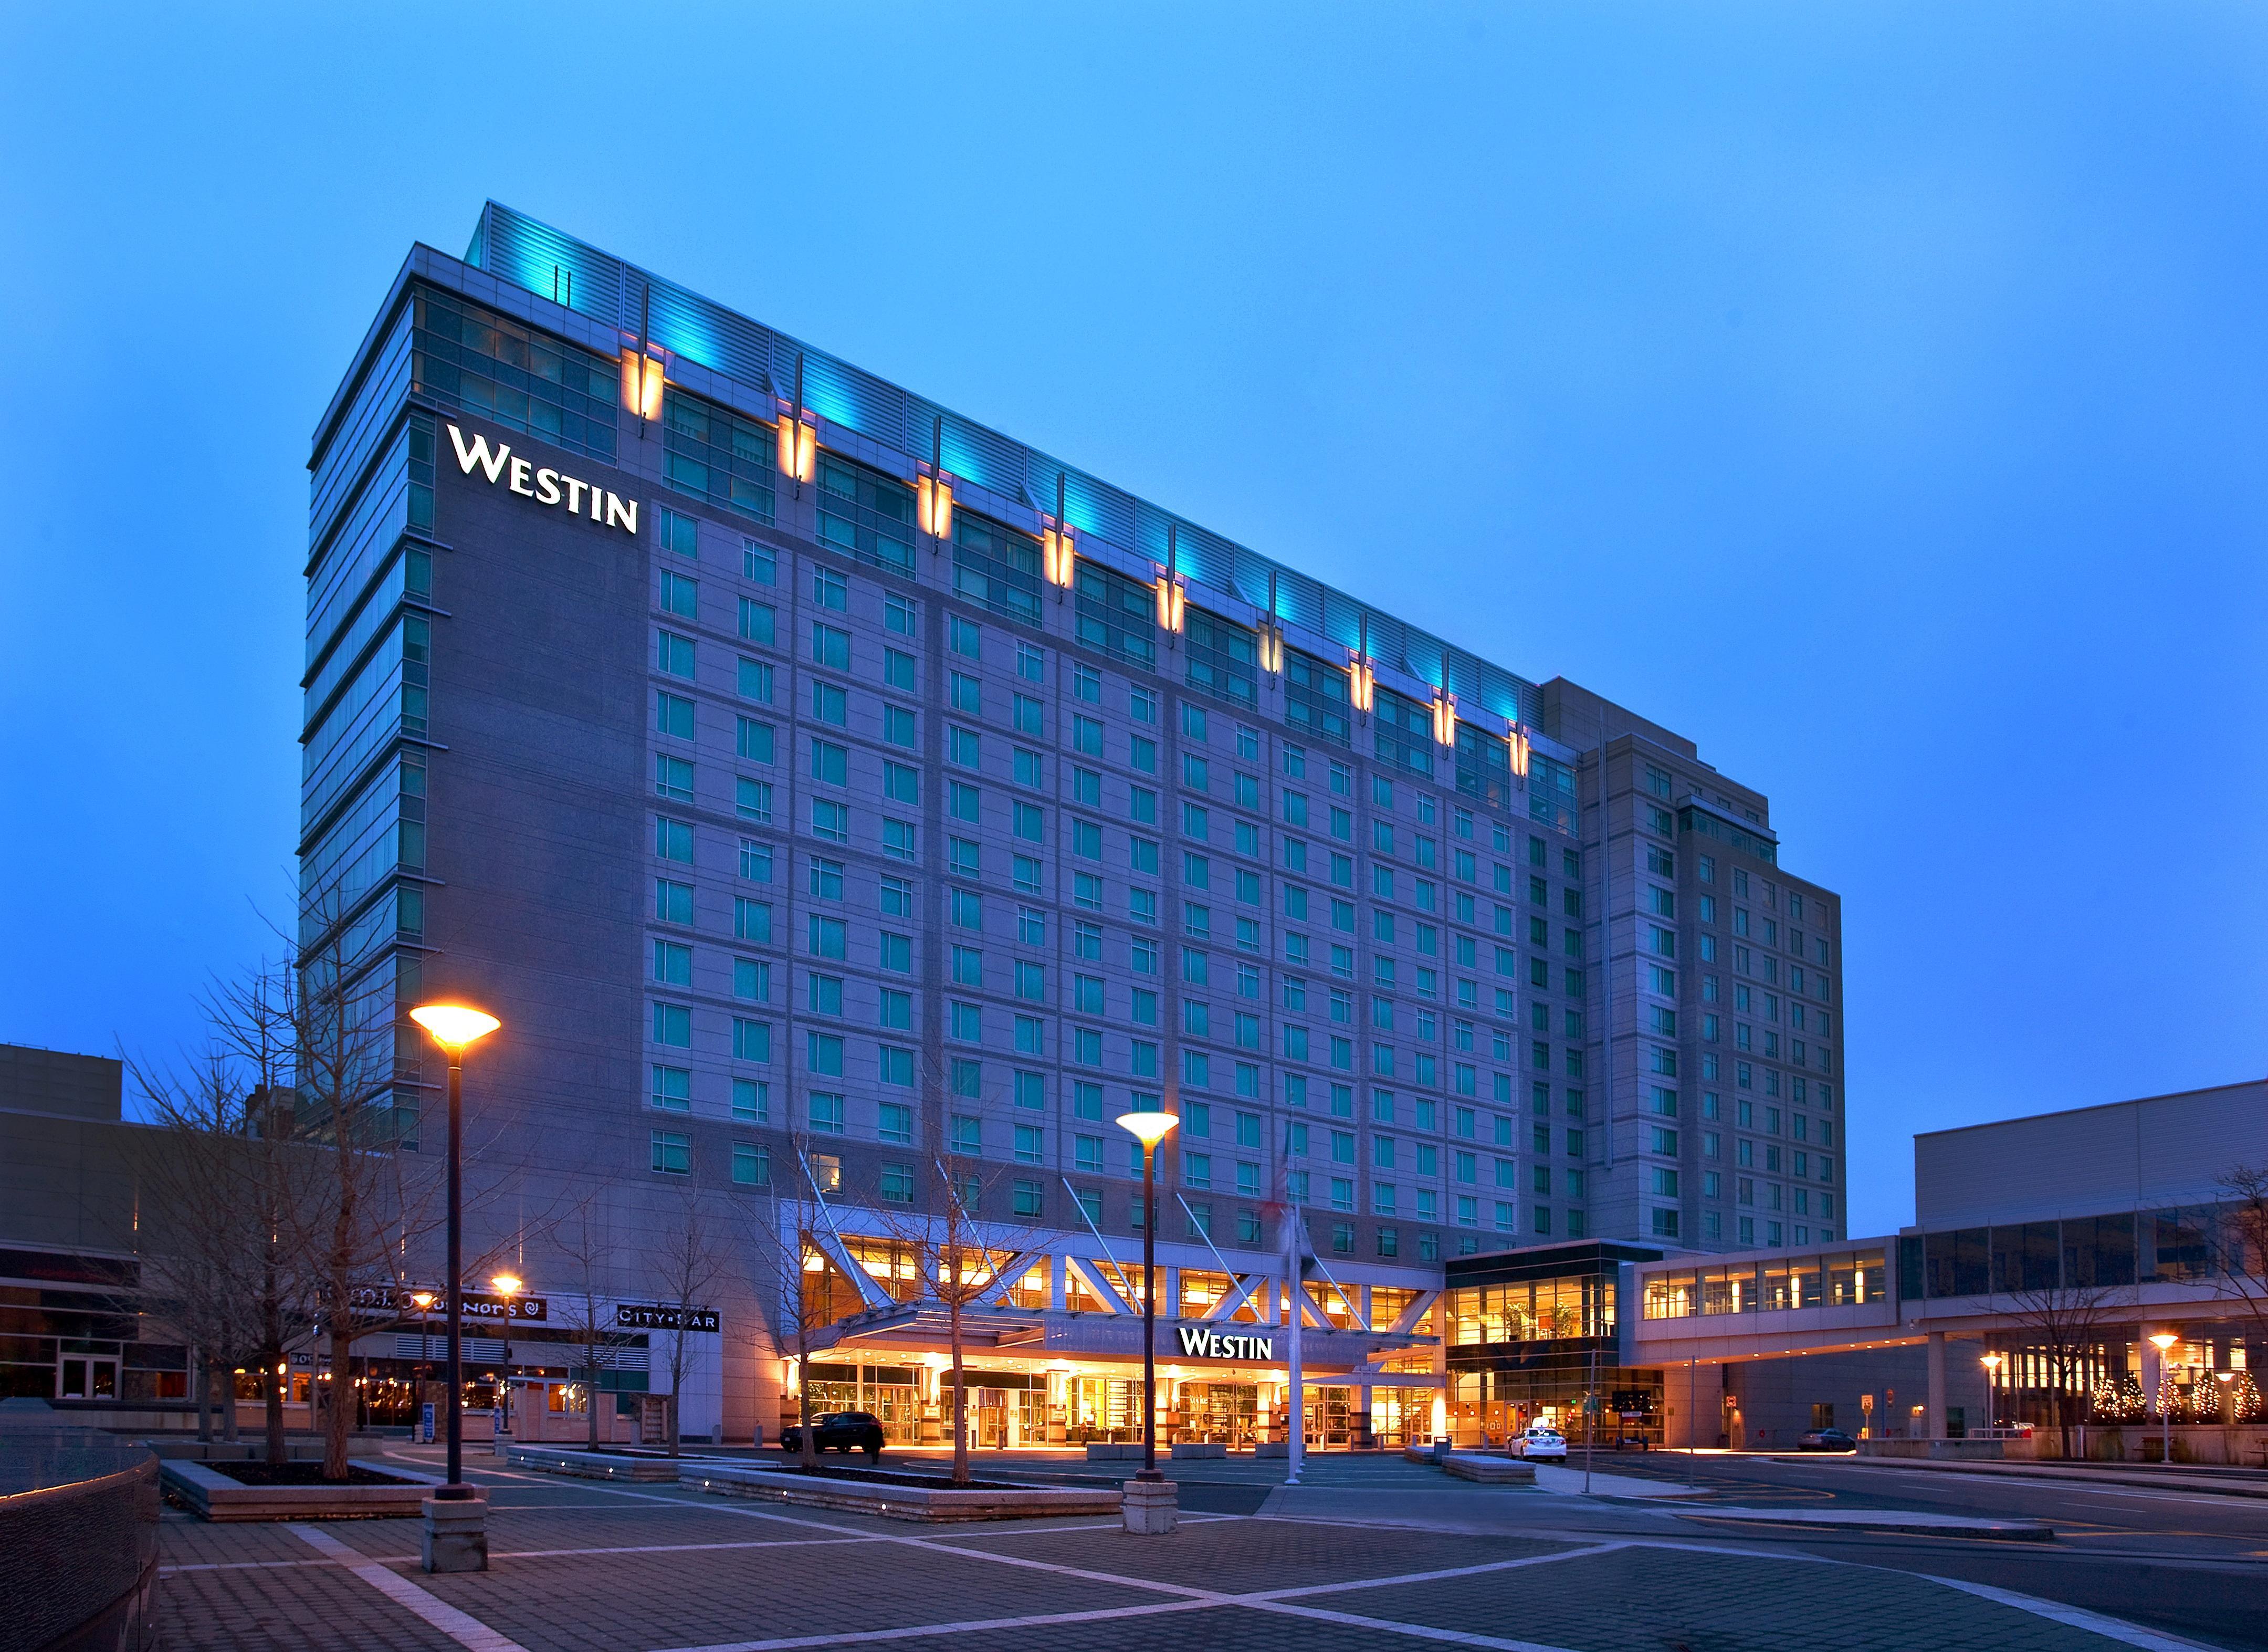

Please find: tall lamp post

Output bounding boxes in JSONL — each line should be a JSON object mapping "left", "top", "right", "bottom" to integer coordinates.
{"left": 2149, "top": 1331, "right": 2180, "bottom": 1466}
{"left": 1116, "top": 1106, "right": 1179, "bottom": 1534}
{"left": 492, "top": 1272, "right": 523, "bottom": 1439}
{"left": 1981, "top": 1352, "right": 2003, "bottom": 1433}
{"left": 410, "top": 1004, "right": 500, "bottom": 1526}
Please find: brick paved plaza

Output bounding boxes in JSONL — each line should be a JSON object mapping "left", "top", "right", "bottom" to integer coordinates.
{"left": 151, "top": 1450, "right": 2196, "bottom": 1651}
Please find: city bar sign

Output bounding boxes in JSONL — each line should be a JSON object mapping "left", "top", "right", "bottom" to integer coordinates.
{"left": 447, "top": 424, "right": 638, "bottom": 534}
{"left": 617, "top": 1303, "right": 720, "bottom": 1334}
{"left": 1175, "top": 1325, "right": 1275, "bottom": 1361}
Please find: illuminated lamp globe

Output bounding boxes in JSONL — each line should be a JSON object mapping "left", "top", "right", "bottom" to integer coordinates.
{"left": 410, "top": 1004, "right": 501, "bottom": 1050}
{"left": 1116, "top": 1110, "right": 1180, "bottom": 1148}
{"left": 2149, "top": 1332, "right": 2180, "bottom": 1354}
{"left": 492, "top": 1273, "right": 522, "bottom": 1298}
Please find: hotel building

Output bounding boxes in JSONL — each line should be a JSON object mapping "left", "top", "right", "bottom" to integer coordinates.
{"left": 298, "top": 203, "right": 1847, "bottom": 1445}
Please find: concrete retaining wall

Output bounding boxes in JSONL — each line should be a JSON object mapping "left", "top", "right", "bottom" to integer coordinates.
{"left": 161, "top": 1459, "right": 436, "bottom": 1521}
{"left": 501, "top": 1444, "right": 681, "bottom": 1482}
{"left": 690, "top": 1463, "right": 1120, "bottom": 1522}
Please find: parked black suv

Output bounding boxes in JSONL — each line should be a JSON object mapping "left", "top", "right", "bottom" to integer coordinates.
{"left": 780, "top": 1411, "right": 885, "bottom": 1459}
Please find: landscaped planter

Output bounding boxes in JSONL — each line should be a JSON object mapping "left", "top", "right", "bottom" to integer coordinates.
{"left": 162, "top": 1458, "right": 436, "bottom": 1521}
{"left": 690, "top": 1461, "right": 1120, "bottom": 1522}
{"left": 500, "top": 1444, "right": 681, "bottom": 1482}
{"left": 1441, "top": 1453, "right": 1537, "bottom": 1484}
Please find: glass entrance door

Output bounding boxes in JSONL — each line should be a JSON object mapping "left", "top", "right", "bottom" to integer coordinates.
{"left": 1305, "top": 1386, "right": 1353, "bottom": 1448}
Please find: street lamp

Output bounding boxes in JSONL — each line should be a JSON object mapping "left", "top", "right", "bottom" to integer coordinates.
{"left": 410, "top": 1003, "right": 500, "bottom": 1500}
{"left": 2149, "top": 1331, "right": 2180, "bottom": 1466}
{"left": 492, "top": 1272, "right": 523, "bottom": 1438}
{"left": 1981, "top": 1353, "right": 2003, "bottom": 1431}
{"left": 1116, "top": 1107, "right": 1179, "bottom": 1489}
{"left": 411, "top": 1290, "right": 436, "bottom": 1435}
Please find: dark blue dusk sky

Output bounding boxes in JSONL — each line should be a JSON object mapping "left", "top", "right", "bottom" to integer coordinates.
{"left": 3, "top": 5, "right": 2263, "bottom": 1233}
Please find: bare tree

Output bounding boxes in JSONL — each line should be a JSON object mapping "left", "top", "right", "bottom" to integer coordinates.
{"left": 650, "top": 1185, "right": 725, "bottom": 1457}
{"left": 874, "top": 1150, "right": 1040, "bottom": 1487}
{"left": 1999, "top": 1281, "right": 2121, "bottom": 1458}
{"left": 735, "top": 1137, "right": 840, "bottom": 1470}
{"left": 2214, "top": 1165, "right": 2268, "bottom": 1351}
{"left": 289, "top": 880, "right": 434, "bottom": 1481}
{"left": 130, "top": 1045, "right": 267, "bottom": 1447}
{"left": 129, "top": 965, "right": 317, "bottom": 1465}
{"left": 550, "top": 1197, "right": 621, "bottom": 1451}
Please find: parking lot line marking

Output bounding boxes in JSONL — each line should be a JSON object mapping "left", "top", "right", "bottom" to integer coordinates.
{"left": 1925, "top": 1575, "right": 2222, "bottom": 1651}
{"left": 650, "top": 1598, "right": 1219, "bottom": 1652}
{"left": 287, "top": 1523, "right": 530, "bottom": 1652}
{"left": 1250, "top": 1542, "right": 1630, "bottom": 1602}
{"left": 1244, "top": 1599, "right": 1582, "bottom": 1651}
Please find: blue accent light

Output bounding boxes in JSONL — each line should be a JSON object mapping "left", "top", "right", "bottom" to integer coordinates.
{"left": 461, "top": 202, "right": 1543, "bottom": 712}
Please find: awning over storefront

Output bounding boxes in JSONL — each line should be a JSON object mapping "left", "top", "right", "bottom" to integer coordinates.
{"left": 805, "top": 1300, "right": 1436, "bottom": 1382}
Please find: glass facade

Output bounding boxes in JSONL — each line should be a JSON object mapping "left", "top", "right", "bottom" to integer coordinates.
{"left": 1642, "top": 1248, "right": 1888, "bottom": 1318}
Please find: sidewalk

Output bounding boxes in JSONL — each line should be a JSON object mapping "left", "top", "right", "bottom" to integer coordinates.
{"left": 1798, "top": 1452, "right": 2268, "bottom": 1499}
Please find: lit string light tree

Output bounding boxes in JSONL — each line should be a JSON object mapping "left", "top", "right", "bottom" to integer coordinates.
{"left": 2091, "top": 1371, "right": 2147, "bottom": 1425}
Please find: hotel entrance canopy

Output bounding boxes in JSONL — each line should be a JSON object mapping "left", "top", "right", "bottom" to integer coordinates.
{"left": 807, "top": 1299, "right": 1436, "bottom": 1383}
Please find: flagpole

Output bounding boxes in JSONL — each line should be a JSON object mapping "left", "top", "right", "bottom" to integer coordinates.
{"left": 1284, "top": 1132, "right": 1304, "bottom": 1487}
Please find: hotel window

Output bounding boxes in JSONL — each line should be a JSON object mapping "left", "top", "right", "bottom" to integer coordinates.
{"left": 732, "top": 1079, "right": 767, "bottom": 1122}
{"left": 731, "top": 1142, "right": 769, "bottom": 1187}
{"left": 650, "top": 1131, "right": 690, "bottom": 1175}
{"left": 953, "top": 513, "right": 1042, "bottom": 625}
{"left": 658, "top": 388, "right": 775, "bottom": 522}
{"left": 649, "top": 1065, "right": 690, "bottom": 1112}
{"left": 1184, "top": 608, "right": 1259, "bottom": 708}
{"left": 811, "top": 622, "right": 850, "bottom": 672}
{"left": 815, "top": 453, "right": 914, "bottom": 572}
{"left": 732, "top": 1018, "right": 770, "bottom": 1062}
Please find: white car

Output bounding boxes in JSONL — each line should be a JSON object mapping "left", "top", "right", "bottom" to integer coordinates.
{"left": 1513, "top": 1429, "right": 1568, "bottom": 1461}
